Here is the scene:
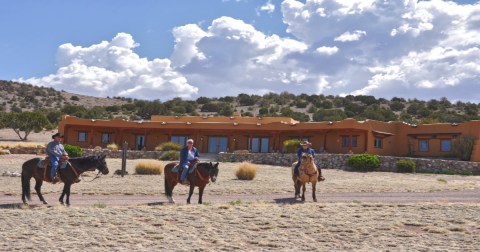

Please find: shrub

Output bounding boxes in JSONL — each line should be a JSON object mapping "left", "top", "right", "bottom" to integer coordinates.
{"left": 155, "top": 142, "right": 182, "bottom": 151}
{"left": 135, "top": 160, "right": 164, "bottom": 175}
{"left": 235, "top": 162, "right": 257, "bottom": 180}
{"left": 347, "top": 154, "right": 380, "bottom": 172}
{"left": 64, "top": 144, "right": 82, "bottom": 157}
{"left": 452, "top": 135, "right": 475, "bottom": 161}
{"left": 159, "top": 150, "right": 180, "bottom": 161}
{"left": 106, "top": 143, "right": 119, "bottom": 151}
{"left": 283, "top": 139, "right": 302, "bottom": 153}
{"left": 396, "top": 159, "right": 416, "bottom": 173}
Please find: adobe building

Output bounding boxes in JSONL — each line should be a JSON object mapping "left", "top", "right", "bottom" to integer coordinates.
{"left": 58, "top": 115, "right": 480, "bottom": 162}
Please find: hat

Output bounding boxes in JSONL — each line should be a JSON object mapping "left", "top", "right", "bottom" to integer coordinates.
{"left": 52, "top": 133, "right": 64, "bottom": 139}
{"left": 186, "top": 139, "right": 194, "bottom": 144}
{"left": 300, "top": 140, "right": 311, "bottom": 146}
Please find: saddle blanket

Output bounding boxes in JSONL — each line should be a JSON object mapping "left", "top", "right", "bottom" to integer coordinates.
{"left": 171, "top": 164, "right": 195, "bottom": 174}
{"left": 37, "top": 158, "right": 68, "bottom": 169}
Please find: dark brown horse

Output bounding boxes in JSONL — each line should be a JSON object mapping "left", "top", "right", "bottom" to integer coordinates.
{"left": 164, "top": 161, "right": 219, "bottom": 204}
{"left": 21, "top": 155, "right": 109, "bottom": 206}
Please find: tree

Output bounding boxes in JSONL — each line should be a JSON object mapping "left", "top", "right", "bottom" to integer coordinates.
{"left": 312, "top": 109, "right": 347, "bottom": 122}
{"left": 4, "top": 112, "right": 51, "bottom": 141}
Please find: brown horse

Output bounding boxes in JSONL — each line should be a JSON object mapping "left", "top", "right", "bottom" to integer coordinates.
{"left": 21, "top": 155, "right": 109, "bottom": 206}
{"left": 164, "top": 161, "right": 219, "bottom": 204}
{"left": 291, "top": 153, "right": 318, "bottom": 202}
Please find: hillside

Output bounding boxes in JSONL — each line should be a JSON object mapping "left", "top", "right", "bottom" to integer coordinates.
{"left": 0, "top": 80, "right": 131, "bottom": 112}
{"left": 0, "top": 80, "right": 479, "bottom": 124}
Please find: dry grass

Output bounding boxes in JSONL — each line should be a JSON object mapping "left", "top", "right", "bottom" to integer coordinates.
{"left": 0, "top": 143, "right": 44, "bottom": 149}
{"left": 235, "top": 161, "right": 257, "bottom": 180}
{"left": 135, "top": 160, "right": 164, "bottom": 175}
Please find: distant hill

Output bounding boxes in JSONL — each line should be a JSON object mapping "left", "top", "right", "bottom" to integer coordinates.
{"left": 0, "top": 80, "right": 479, "bottom": 124}
{"left": 0, "top": 80, "right": 131, "bottom": 112}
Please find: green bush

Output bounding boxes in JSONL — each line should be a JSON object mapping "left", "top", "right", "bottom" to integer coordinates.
{"left": 347, "top": 154, "right": 380, "bottom": 172}
{"left": 155, "top": 142, "right": 182, "bottom": 151}
{"left": 283, "top": 139, "right": 302, "bottom": 153}
{"left": 396, "top": 159, "right": 416, "bottom": 173}
{"left": 159, "top": 150, "right": 180, "bottom": 161}
{"left": 64, "top": 144, "right": 82, "bottom": 157}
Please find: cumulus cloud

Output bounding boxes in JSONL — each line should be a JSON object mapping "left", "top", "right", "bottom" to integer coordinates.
{"left": 19, "top": 33, "right": 198, "bottom": 100}
{"left": 18, "top": 0, "right": 480, "bottom": 102}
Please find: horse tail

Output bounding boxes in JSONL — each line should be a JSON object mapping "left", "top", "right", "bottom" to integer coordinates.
{"left": 21, "top": 160, "right": 34, "bottom": 201}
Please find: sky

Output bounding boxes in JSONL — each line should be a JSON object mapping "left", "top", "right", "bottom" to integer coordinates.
{"left": 1, "top": 0, "right": 479, "bottom": 103}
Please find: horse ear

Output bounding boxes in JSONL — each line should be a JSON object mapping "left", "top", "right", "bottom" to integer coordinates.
{"left": 100, "top": 154, "right": 107, "bottom": 159}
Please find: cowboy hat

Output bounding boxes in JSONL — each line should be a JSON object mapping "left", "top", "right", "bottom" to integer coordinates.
{"left": 300, "top": 140, "right": 312, "bottom": 146}
{"left": 52, "top": 133, "right": 64, "bottom": 139}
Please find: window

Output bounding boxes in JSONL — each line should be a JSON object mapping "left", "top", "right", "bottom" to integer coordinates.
{"left": 419, "top": 140, "right": 429, "bottom": 151}
{"left": 342, "top": 135, "right": 358, "bottom": 148}
{"left": 171, "top": 135, "right": 188, "bottom": 145}
{"left": 440, "top": 139, "right": 452, "bottom": 152}
{"left": 342, "top": 136, "right": 349, "bottom": 147}
{"left": 351, "top": 136, "right": 358, "bottom": 147}
{"left": 249, "top": 137, "right": 270, "bottom": 153}
{"left": 101, "top": 133, "right": 111, "bottom": 144}
{"left": 78, "top": 132, "right": 87, "bottom": 142}
{"left": 374, "top": 138, "right": 383, "bottom": 148}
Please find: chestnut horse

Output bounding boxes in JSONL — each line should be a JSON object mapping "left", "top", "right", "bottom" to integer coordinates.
{"left": 291, "top": 153, "right": 318, "bottom": 202}
{"left": 21, "top": 155, "right": 109, "bottom": 206}
{"left": 164, "top": 161, "right": 219, "bottom": 204}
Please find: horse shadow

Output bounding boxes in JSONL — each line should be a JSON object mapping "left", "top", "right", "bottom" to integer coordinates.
{"left": 0, "top": 203, "right": 55, "bottom": 209}
{"left": 273, "top": 197, "right": 305, "bottom": 204}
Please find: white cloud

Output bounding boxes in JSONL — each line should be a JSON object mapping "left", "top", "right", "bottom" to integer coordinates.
{"left": 334, "top": 30, "right": 366, "bottom": 42}
{"left": 19, "top": 33, "right": 198, "bottom": 100}
{"left": 315, "top": 46, "right": 338, "bottom": 55}
{"left": 258, "top": 0, "right": 275, "bottom": 15}
{"left": 18, "top": 0, "right": 480, "bottom": 103}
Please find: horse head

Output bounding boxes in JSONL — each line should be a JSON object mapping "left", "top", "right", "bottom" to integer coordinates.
{"left": 96, "top": 154, "right": 109, "bottom": 175}
{"left": 209, "top": 162, "right": 219, "bottom": 182}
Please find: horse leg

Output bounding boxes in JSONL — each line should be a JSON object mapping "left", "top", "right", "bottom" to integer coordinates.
{"left": 294, "top": 180, "right": 301, "bottom": 198}
{"left": 165, "top": 176, "right": 176, "bottom": 203}
{"left": 186, "top": 184, "right": 195, "bottom": 204}
{"left": 65, "top": 183, "right": 72, "bottom": 206}
{"left": 34, "top": 179, "right": 48, "bottom": 204}
{"left": 198, "top": 186, "right": 206, "bottom": 204}
{"left": 59, "top": 184, "right": 66, "bottom": 205}
{"left": 301, "top": 183, "right": 306, "bottom": 202}
{"left": 21, "top": 173, "right": 31, "bottom": 204}
{"left": 312, "top": 182, "right": 317, "bottom": 202}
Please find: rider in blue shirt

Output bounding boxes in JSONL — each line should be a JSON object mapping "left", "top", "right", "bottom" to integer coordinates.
{"left": 45, "top": 133, "right": 68, "bottom": 183}
{"left": 179, "top": 139, "right": 199, "bottom": 185}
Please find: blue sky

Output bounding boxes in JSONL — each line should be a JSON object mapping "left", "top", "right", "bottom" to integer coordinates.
{"left": 1, "top": 0, "right": 479, "bottom": 102}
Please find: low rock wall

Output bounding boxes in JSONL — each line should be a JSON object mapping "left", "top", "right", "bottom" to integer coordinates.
{"left": 217, "top": 153, "right": 480, "bottom": 175}
{"left": 8, "top": 147, "right": 480, "bottom": 175}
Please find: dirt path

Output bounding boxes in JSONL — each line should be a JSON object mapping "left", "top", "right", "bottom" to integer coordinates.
{"left": 2, "top": 189, "right": 479, "bottom": 208}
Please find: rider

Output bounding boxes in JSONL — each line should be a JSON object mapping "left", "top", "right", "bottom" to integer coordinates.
{"left": 179, "top": 138, "right": 199, "bottom": 185}
{"left": 294, "top": 141, "right": 325, "bottom": 181}
{"left": 45, "top": 133, "right": 69, "bottom": 184}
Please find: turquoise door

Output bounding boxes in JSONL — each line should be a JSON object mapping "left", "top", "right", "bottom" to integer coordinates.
{"left": 208, "top": 137, "right": 228, "bottom": 153}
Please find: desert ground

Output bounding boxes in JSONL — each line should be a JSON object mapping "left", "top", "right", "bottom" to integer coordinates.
{"left": 1, "top": 130, "right": 479, "bottom": 251}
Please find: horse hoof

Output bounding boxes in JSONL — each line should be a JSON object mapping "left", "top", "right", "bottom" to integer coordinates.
{"left": 42, "top": 201, "right": 48, "bottom": 205}
{"left": 167, "top": 197, "right": 175, "bottom": 204}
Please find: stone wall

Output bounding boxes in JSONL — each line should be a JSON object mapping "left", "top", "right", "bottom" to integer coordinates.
{"left": 11, "top": 147, "right": 480, "bottom": 175}
{"left": 217, "top": 153, "right": 480, "bottom": 175}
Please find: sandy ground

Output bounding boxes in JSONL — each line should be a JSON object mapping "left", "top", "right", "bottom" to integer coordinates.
{"left": 1, "top": 131, "right": 480, "bottom": 251}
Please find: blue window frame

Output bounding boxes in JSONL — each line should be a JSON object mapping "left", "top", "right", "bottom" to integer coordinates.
{"left": 78, "top": 132, "right": 87, "bottom": 142}
{"left": 419, "top": 140, "right": 429, "bottom": 151}
{"left": 440, "top": 139, "right": 452, "bottom": 152}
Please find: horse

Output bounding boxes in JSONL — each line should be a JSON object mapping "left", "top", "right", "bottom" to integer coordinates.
{"left": 291, "top": 153, "right": 318, "bottom": 202}
{"left": 21, "top": 154, "right": 109, "bottom": 206}
{"left": 164, "top": 161, "right": 219, "bottom": 204}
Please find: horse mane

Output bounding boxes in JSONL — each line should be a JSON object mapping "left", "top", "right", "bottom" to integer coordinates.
{"left": 299, "top": 153, "right": 317, "bottom": 174}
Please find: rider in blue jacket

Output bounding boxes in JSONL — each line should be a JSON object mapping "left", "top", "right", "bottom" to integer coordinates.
{"left": 179, "top": 139, "right": 199, "bottom": 185}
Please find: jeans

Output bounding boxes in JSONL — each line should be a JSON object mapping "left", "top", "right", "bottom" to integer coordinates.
{"left": 49, "top": 155, "right": 60, "bottom": 179}
{"left": 180, "top": 164, "right": 189, "bottom": 181}
{"left": 294, "top": 159, "right": 301, "bottom": 174}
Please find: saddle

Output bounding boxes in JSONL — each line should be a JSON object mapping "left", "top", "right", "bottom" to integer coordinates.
{"left": 38, "top": 156, "right": 73, "bottom": 183}
{"left": 172, "top": 162, "right": 198, "bottom": 180}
